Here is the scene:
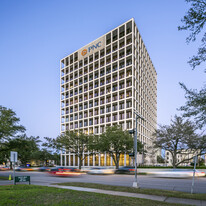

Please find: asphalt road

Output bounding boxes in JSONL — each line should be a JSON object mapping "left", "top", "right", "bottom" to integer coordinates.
{"left": 0, "top": 171, "right": 206, "bottom": 194}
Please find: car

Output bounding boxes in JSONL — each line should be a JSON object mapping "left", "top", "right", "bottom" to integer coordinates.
{"left": 147, "top": 169, "right": 205, "bottom": 178}
{"left": 115, "top": 166, "right": 135, "bottom": 174}
{"left": 0, "top": 166, "right": 10, "bottom": 171}
{"left": 38, "top": 166, "right": 50, "bottom": 172}
{"left": 87, "top": 167, "right": 115, "bottom": 175}
{"left": 15, "top": 166, "right": 26, "bottom": 171}
{"left": 23, "top": 167, "right": 36, "bottom": 171}
{"left": 15, "top": 166, "right": 37, "bottom": 171}
{"left": 48, "top": 167, "right": 81, "bottom": 177}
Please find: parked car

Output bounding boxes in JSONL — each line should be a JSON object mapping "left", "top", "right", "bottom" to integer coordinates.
{"left": 87, "top": 167, "right": 115, "bottom": 175}
{"left": 48, "top": 167, "right": 81, "bottom": 177}
{"left": 115, "top": 166, "right": 135, "bottom": 174}
{"left": 147, "top": 169, "right": 205, "bottom": 178}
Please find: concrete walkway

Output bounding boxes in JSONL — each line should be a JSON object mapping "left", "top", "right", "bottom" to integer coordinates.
{"left": 49, "top": 185, "right": 206, "bottom": 206}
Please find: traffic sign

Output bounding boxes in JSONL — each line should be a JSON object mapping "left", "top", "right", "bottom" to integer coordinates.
{"left": 10, "top": 151, "right": 18, "bottom": 162}
{"left": 15, "top": 176, "right": 30, "bottom": 185}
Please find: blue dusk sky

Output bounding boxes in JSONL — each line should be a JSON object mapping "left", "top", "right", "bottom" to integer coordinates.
{"left": 0, "top": 0, "right": 205, "bottom": 140}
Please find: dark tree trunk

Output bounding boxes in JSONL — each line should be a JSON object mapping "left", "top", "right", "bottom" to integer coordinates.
{"left": 115, "top": 153, "right": 120, "bottom": 169}
{"left": 173, "top": 153, "right": 176, "bottom": 168}
{"left": 111, "top": 154, "right": 118, "bottom": 169}
{"left": 78, "top": 155, "right": 82, "bottom": 170}
{"left": 10, "top": 161, "right": 12, "bottom": 170}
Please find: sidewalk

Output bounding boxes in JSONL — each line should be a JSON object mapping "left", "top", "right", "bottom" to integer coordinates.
{"left": 49, "top": 185, "right": 206, "bottom": 206}
{"left": 0, "top": 180, "right": 13, "bottom": 185}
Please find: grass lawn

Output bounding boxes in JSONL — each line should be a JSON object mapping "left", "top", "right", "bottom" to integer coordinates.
{"left": 0, "top": 176, "right": 12, "bottom": 180}
{"left": 56, "top": 182, "right": 206, "bottom": 201}
{"left": 0, "top": 185, "right": 183, "bottom": 206}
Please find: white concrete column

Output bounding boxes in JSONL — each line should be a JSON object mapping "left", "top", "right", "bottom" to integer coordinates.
{"left": 104, "top": 152, "right": 107, "bottom": 166}
{"left": 93, "top": 154, "right": 95, "bottom": 166}
{"left": 77, "top": 145, "right": 80, "bottom": 167}
{"left": 83, "top": 151, "right": 85, "bottom": 167}
{"left": 88, "top": 151, "right": 90, "bottom": 166}
{"left": 73, "top": 154, "right": 75, "bottom": 166}
{"left": 98, "top": 153, "right": 101, "bottom": 166}
{"left": 69, "top": 152, "right": 71, "bottom": 166}
{"left": 64, "top": 151, "right": 67, "bottom": 166}
{"left": 124, "top": 153, "right": 126, "bottom": 166}
{"left": 60, "top": 151, "right": 63, "bottom": 166}
{"left": 78, "top": 155, "right": 80, "bottom": 167}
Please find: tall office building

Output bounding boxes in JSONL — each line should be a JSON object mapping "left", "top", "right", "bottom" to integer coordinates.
{"left": 60, "top": 18, "right": 157, "bottom": 166}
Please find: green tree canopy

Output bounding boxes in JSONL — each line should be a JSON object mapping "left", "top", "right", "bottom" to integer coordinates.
{"left": 41, "top": 137, "right": 61, "bottom": 166}
{"left": 178, "top": 1, "right": 206, "bottom": 129}
{"left": 9, "top": 135, "right": 40, "bottom": 166}
{"left": 157, "top": 155, "right": 165, "bottom": 164}
{"left": 153, "top": 115, "right": 205, "bottom": 168}
{"left": 1, "top": 135, "right": 41, "bottom": 167}
{"left": 97, "top": 125, "right": 143, "bottom": 169}
{"left": 179, "top": 83, "right": 206, "bottom": 128}
{"left": 0, "top": 105, "right": 25, "bottom": 141}
{"left": 178, "top": 0, "right": 206, "bottom": 69}
{"left": 33, "top": 148, "right": 53, "bottom": 166}
{"left": 55, "top": 131, "right": 94, "bottom": 169}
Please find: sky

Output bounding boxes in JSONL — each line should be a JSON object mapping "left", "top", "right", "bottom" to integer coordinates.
{"left": 0, "top": 0, "right": 205, "bottom": 141}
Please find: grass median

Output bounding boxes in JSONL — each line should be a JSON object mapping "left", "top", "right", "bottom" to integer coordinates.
{"left": 0, "top": 176, "right": 12, "bottom": 180}
{"left": 0, "top": 185, "right": 182, "bottom": 206}
{"left": 56, "top": 182, "right": 206, "bottom": 201}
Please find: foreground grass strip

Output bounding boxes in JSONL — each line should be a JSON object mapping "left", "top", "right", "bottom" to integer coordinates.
{"left": 56, "top": 182, "right": 206, "bottom": 201}
{"left": 0, "top": 185, "right": 182, "bottom": 206}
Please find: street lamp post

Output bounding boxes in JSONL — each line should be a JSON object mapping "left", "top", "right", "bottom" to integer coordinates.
{"left": 133, "top": 111, "right": 144, "bottom": 188}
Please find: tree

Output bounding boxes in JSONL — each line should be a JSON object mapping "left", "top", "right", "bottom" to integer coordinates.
{"left": 41, "top": 137, "right": 61, "bottom": 166}
{"left": 97, "top": 125, "right": 143, "bottom": 169}
{"left": 197, "top": 157, "right": 205, "bottom": 166}
{"left": 178, "top": 0, "right": 206, "bottom": 69}
{"left": 51, "top": 152, "right": 60, "bottom": 166}
{"left": 55, "top": 131, "right": 94, "bottom": 169}
{"left": 157, "top": 155, "right": 165, "bottom": 164}
{"left": 0, "top": 148, "right": 8, "bottom": 165}
{"left": 190, "top": 157, "right": 205, "bottom": 166}
{"left": 0, "top": 105, "right": 25, "bottom": 142}
{"left": 33, "top": 149, "right": 53, "bottom": 166}
{"left": 3, "top": 135, "right": 41, "bottom": 167}
{"left": 178, "top": 1, "right": 206, "bottom": 128}
{"left": 179, "top": 83, "right": 206, "bottom": 128}
{"left": 153, "top": 115, "right": 205, "bottom": 168}
{"left": 146, "top": 145, "right": 159, "bottom": 165}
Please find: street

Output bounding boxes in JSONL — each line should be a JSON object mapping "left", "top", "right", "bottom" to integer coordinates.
{"left": 0, "top": 171, "right": 206, "bottom": 194}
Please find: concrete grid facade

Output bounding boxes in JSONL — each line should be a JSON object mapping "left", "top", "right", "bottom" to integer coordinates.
{"left": 60, "top": 18, "right": 157, "bottom": 167}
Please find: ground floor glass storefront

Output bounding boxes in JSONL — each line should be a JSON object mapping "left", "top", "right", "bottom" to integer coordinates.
{"left": 60, "top": 152, "right": 133, "bottom": 167}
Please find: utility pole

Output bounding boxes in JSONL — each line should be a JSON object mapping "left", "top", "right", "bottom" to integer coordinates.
{"left": 133, "top": 111, "right": 144, "bottom": 188}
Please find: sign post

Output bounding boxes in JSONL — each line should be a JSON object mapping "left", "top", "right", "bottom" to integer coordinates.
{"left": 10, "top": 151, "right": 18, "bottom": 185}
{"left": 132, "top": 111, "right": 144, "bottom": 188}
{"left": 191, "top": 155, "right": 197, "bottom": 194}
